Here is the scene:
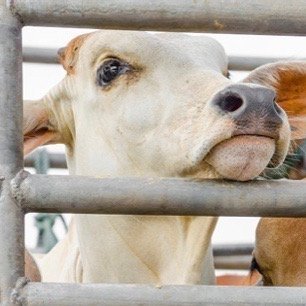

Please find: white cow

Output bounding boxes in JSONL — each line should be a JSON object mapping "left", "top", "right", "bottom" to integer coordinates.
{"left": 24, "top": 31, "right": 306, "bottom": 285}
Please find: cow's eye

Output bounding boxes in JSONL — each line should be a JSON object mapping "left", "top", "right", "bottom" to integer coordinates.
{"left": 250, "top": 257, "right": 273, "bottom": 286}
{"left": 97, "top": 59, "right": 130, "bottom": 86}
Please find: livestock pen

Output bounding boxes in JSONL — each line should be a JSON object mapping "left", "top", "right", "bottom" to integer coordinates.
{"left": 0, "top": 1, "right": 306, "bottom": 305}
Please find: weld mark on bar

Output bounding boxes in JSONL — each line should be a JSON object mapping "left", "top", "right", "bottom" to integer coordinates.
{"left": 11, "top": 277, "right": 29, "bottom": 305}
{"left": 11, "top": 170, "right": 30, "bottom": 211}
{"left": 6, "top": 0, "right": 24, "bottom": 25}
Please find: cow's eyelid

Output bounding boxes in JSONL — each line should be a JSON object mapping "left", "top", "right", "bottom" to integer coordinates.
{"left": 100, "top": 56, "right": 131, "bottom": 68}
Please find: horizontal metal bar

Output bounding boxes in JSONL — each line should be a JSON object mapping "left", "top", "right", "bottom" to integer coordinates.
{"left": 12, "top": 172, "right": 306, "bottom": 216}
{"left": 19, "top": 282, "right": 306, "bottom": 305}
{"left": 213, "top": 243, "right": 254, "bottom": 256}
{"left": 213, "top": 244, "right": 253, "bottom": 269}
{"left": 214, "top": 255, "right": 252, "bottom": 270}
{"left": 25, "top": 152, "right": 67, "bottom": 169}
{"left": 10, "top": 0, "right": 306, "bottom": 36}
{"left": 22, "top": 46, "right": 305, "bottom": 71}
{"left": 23, "top": 47, "right": 59, "bottom": 65}
{"left": 228, "top": 56, "right": 306, "bottom": 71}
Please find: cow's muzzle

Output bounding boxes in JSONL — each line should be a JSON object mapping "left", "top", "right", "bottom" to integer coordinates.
{"left": 211, "top": 83, "right": 284, "bottom": 140}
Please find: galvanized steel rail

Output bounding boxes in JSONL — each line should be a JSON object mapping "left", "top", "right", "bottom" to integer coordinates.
{"left": 0, "top": 2, "right": 24, "bottom": 305}
{"left": 11, "top": 172, "right": 306, "bottom": 217}
{"left": 25, "top": 151, "right": 67, "bottom": 170}
{"left": 22, "top": 46, "right": 306, "bottom": 71}
{"left": 16, "top": 283, "right": 306, "bottom": 305}
{"left": 1, "top": 0, "right": 306, "bottom": 305}
{"left": 213, "top": 243, "right": 253, "bottom": 270}
{"left": 10, "top": 0, "right": 306, "bottom": 35}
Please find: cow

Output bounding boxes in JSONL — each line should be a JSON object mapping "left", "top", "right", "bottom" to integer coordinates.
{"left": 23, "top": 31, "right": 306, "bottom": 284}
{"left": 218, "top": 63, "right": 306, "bottom": 287}
{"left": 251, "top": 218, "right": 306, "bottom": 286}
{"left": 243, "top": 64, "right": 306, "bottom": 287}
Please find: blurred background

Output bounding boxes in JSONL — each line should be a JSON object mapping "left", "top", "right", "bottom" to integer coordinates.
{"left": 23, "top": 27, "right": 306, "bottom": 273}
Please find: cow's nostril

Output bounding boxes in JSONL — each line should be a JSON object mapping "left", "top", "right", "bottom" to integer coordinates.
{"left": 217, "top": 94, "right": 244, "bottom": 113}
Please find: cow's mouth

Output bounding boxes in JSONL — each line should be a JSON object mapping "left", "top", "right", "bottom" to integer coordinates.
{"left": 205, "top": 134, "right": 276, "bottom": 181}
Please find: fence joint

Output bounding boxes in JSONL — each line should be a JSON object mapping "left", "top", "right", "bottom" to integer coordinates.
{"left": 10, "top": 171, "right": 30, "bottom": 212}
{"left": 10, "top": 277, "right": 29, "bottom": 305}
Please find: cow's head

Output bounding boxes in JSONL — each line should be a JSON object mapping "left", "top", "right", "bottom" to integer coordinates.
{"left": 252, "top": 218, "right": 306, "bottom": 286}
{"left": 23, "top": 31, "right": 306, "bottom": 180}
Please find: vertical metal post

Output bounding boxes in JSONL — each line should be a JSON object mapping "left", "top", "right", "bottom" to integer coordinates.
{"left": 34, "top": 149, "right": 50, "bottom": 174}
{"left": 0, "top": 1, "right": 24, "bottom": 305}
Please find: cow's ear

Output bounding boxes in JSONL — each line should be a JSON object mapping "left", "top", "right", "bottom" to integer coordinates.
{"left": 58, "top": 33, "right": 91, "bottom": 74}
{"left": 23, "top": 100, "right": 59, "bottom": 156}
{"left": 243, "top": 62, "right": 306, "bottom": 140}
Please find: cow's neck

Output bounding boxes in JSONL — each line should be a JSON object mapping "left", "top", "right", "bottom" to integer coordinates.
{"left": 66, "top": 152, "right": 217, "bottom": 285}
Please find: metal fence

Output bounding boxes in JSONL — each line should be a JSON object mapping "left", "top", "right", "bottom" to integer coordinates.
{"left": 22, "top": 46, "right": 306, "bottom": 71}
{"left": 25, "top": 149, "right": 255, "bottom": 265}
{"left": 1, "top": 1, "right": 306, "bottom": 305}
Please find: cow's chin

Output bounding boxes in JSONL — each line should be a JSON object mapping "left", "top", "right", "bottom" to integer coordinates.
{"left": 205, "top": 135, "right": 275, "bottom": 181}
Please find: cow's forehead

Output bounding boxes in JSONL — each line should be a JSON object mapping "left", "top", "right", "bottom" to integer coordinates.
{"left": 80, "top": 30, "right": 227, "bottom": 73}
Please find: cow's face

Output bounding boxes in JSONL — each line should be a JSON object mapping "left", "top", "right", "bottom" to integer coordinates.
{"left": 23, "top": 31, "right": 306, "bottom": 181}
{"left": 253, "top": 218, "right": 306, "bottom": 286}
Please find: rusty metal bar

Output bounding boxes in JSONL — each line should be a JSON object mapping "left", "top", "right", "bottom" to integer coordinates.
{"left": 11, "top": 172, "right": 306, "bottom": 217}
{"left": 9, "top": 0, "right": 306, "bottom": 36}
{"left": 0, "top": 2, "right": 24, "bottom": 305}
{"left": 17, "top": 282, "right": 306, "bottom": 305}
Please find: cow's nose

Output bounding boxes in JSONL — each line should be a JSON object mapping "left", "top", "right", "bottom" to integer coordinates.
{"left": 212, "top": 84, "right": 283, "bottom": 126}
